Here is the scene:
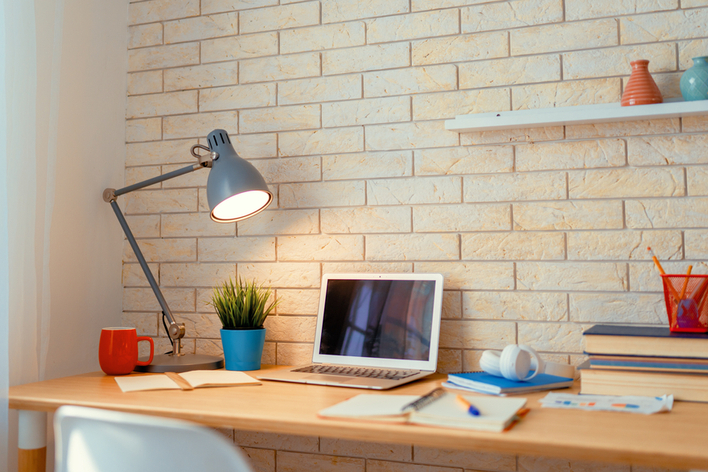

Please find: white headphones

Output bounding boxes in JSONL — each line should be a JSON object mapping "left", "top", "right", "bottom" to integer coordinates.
{"left": 479, "top": 345, "right": 575, "bottom": 381}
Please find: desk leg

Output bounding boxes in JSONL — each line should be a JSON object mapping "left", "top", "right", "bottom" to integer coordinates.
{"left": 18, "top": 411, "right": 47, "bottom": 472}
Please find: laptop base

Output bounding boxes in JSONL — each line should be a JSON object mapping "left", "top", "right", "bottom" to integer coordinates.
{"left": 257, "top": 366, "right": 432, "bottom": 390}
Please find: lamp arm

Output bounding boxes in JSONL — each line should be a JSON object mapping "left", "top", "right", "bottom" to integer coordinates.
{"left": 107, "top": 199, "right": 184, "bottom": 339}
{"left": 106, "top": 163, "right": 203, "bottom": 200}
{"left": 103, "top": 160, "right": 210, "bottom": 344}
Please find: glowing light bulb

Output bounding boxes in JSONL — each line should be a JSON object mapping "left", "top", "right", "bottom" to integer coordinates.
{"left": 210, "top": 190, "right": 271, "bottom": 222}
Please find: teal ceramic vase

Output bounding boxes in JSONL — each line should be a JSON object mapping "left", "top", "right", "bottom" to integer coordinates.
{"left": 680, "top": 56, "right": 708, "bottom": 101}
{"left": 220, "top": 327, "right": 266, "bottom": 371}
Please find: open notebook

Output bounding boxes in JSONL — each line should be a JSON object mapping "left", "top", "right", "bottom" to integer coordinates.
{"left": 318, "top": 391, "right": 528, "bottom": 432}
{"left": 114, "top": 370, "right": 260, "bottom": 392}
{"left": 258, "top": 273, "right": 444, "bottom": 389}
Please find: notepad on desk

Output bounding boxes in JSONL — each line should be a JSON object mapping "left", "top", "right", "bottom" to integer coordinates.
{"left": 114, "top": 370, "right": 260, "bottom": 393}
{"left": 445, "top": 371, "right": 573, "bottom": 396}
{"left": 318, "top": 390, "right": 527, "bottom": 432}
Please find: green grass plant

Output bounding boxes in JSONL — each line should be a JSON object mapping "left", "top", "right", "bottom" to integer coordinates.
{"left": 210, "top": 277, "right": 278, "bottom": 329}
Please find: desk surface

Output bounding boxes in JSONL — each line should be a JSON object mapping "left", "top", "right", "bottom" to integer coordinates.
{"left": 9, "top": 365, "right": 708, "bottom": 469}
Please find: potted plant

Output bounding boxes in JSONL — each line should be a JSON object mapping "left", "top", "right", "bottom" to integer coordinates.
{"left": 210, "top": 277, "right": 278, "bottom": 371}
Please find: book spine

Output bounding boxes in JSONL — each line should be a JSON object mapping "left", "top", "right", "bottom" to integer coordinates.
{"left": 580, "top": 369, "right": 708, "bottom": 402}
{"left": 584, "top": 335, "right": 708, "bottom": 359}
{"left": 589, "top": 361, "right": 708, "bottom": 374}
{"left": 580, "top": 378, "right": 708, "bottom": 402}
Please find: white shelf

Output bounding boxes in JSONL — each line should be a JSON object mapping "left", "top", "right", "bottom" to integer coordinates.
{"left": 445, "top": 99, "right": 708, "bottom": 133}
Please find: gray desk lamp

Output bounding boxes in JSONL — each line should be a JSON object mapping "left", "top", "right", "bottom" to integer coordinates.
{"left": 103, "top": 129, "right": 273, "bottom": 372}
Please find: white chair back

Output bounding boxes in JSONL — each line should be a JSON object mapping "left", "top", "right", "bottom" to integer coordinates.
{"left": 54, "top": 405, "right": 254, "bottom": 472}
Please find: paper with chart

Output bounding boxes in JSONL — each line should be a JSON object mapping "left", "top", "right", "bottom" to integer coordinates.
{"left": 539, "top": 392, "right": 673, "bottom": 414}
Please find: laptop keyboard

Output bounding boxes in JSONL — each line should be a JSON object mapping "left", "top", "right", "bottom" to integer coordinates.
{"left": 292, "top": 365, "right": 419, "bottom": 380}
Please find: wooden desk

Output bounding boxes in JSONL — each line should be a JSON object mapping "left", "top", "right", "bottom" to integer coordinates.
{"left": 9, "top": 365, "right": 708, "bottom": 471}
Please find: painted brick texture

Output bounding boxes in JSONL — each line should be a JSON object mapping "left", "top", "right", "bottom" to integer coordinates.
{"left": 123, "top": 1, "right": 702, "bottom": 471}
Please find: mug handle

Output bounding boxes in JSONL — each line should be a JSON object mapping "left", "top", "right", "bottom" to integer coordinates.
{"left": 136, "top": 336, "right": 155, "bottom": 366}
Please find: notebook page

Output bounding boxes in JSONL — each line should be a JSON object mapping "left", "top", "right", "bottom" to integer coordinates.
{"left": 411, "top": 393, "right": 527, "bottom": 430}
{"left": 178, "top": 370, "right": 260, "bottom": 388}
{"left": 318, "top": 394, "right": 418, "bottom": 418}
{"left": 418, "top": 394, "right": 526, "bottom": 421}
{"left": 114, "top": 374, "right": 180, "bottom": 393}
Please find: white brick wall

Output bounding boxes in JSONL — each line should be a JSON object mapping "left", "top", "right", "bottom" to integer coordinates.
{"left": 123, "top": 0, "right": 702, "bottom": 470}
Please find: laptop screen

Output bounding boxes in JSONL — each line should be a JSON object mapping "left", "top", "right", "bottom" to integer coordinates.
{"left": 313, "top": 274, "right": 443, "bottom": 370}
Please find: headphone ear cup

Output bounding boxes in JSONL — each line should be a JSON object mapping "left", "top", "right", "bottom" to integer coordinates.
{"left": 518, "top": 345, "right": 544, "bottom": 380}
{"left": 479, "top": 350, "right": 503, "bottom": 377}
{"left": 499, "top": 345, "right": 531, "bottom": 381}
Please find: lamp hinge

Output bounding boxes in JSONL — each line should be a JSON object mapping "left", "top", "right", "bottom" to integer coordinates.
{"left": 191, "top": 144, "right": 217, "bottom": 168}
{"left": 102, "top": 188, "right": 116, "bottom": 202}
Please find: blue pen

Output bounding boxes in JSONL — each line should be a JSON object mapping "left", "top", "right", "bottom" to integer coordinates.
{"left": 456, "top": 395, "right": 481, "bottom": 416}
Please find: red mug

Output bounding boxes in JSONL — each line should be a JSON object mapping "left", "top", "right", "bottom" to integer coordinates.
{"left": 99, "top": 327, "right": 154, "bottom": 375}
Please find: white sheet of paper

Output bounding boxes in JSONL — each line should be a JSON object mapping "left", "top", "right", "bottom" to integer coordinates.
{"left": 114, "top": 375, "right": 180, "bottom": 393}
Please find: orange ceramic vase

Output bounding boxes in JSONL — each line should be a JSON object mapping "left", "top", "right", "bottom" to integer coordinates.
{"left": 621, "top": 59, "right": 663, "bottom": 106}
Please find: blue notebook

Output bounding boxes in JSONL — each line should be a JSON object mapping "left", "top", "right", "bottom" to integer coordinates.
{"left": 446, "top": 371, "right": 573, "bottom": 395}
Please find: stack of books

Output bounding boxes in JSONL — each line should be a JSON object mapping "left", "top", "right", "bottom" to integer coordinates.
{"left": 581, "top": 325, "right": 708, "bottom": 402}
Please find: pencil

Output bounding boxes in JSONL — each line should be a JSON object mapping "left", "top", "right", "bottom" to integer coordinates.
{"left": 648, "top": 247, "right": 666, "bottom": 275}
{"left": 679, "top": 265, "right": 693, "bottom": 300}
{"left": 648, "top": 247, "right": 680, "bottom": 303}
{"left": 689, "top": 276, "right": 708, "bottom": 301}
{"left": 699, "top": 283, "right": 708, "bottom": 312}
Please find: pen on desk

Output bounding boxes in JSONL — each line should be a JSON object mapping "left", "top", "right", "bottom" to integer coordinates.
{"left": 456, "top": 395, "right": 481, "bottom": 416}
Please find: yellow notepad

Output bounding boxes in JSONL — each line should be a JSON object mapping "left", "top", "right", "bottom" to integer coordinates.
{"left": 114, "top": 370, "right": 260, "bottom": 392}
{"left": 318, "top": 392, "right": 527, "bottom": 432}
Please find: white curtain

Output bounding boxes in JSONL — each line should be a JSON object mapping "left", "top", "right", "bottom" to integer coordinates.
{"left": 2, "top": 1, "right": 51, "bottom": 470}
{"left": 1, "top": 0, "right": 10, "bottom": 469}
{"left": 6, "top": 0, "right": 48, "bottom": 387}
{"left": 2, "top": 0, "right": 44, "bottom": 470}
{"left": 2, "top": 1, "right": 128, "bottom": 470}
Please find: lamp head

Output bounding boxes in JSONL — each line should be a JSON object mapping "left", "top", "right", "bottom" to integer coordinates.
{"left": 205, "top": 129, "right": 273, "bottom": 223}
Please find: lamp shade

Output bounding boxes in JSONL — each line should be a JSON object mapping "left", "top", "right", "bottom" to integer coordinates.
{"left": 206, "top": 129, "right": 273, "bottom": 222}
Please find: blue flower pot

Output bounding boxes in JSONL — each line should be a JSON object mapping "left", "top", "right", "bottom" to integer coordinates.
{"left": 680, "top": 56, "right": 708, "bottom": 101}
{"left": 220, "top": 327, "right": 266, "bottom": 371}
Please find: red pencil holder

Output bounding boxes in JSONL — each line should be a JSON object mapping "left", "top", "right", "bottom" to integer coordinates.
{"left": 661, "top": 274, "right": 708, "bottom": 333}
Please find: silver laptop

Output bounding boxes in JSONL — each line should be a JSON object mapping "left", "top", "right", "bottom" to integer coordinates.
{"left": 258, "top": 273, "right": 444, "bottom": 389}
